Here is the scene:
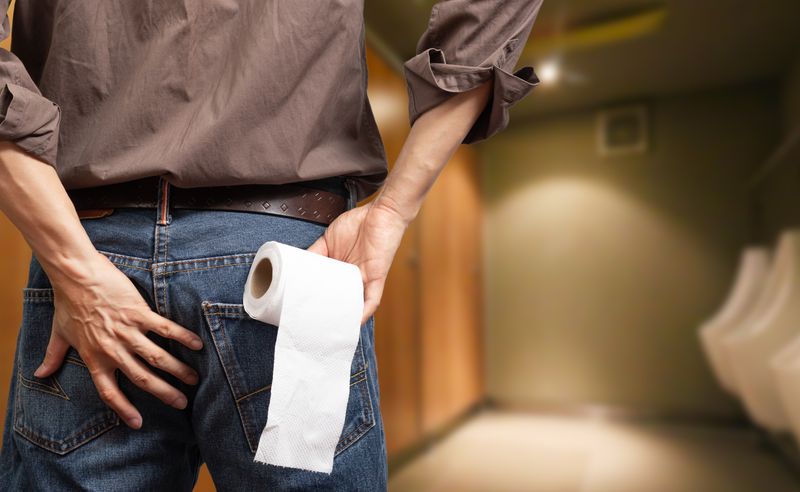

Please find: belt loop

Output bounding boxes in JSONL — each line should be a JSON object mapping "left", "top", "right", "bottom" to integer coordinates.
{"left": 157, "top": 176, "right": 171, "bottom": 225}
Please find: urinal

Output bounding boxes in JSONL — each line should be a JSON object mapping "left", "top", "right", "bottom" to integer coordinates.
{"left": 771, "top": 336, "right": 800, "bottom": 445}
{"left": 722, "top": 229, "right": 800, "bottom": 431}
{"left": 699, "top": 247, "right": 770, "bottom": 394}
{"left": 717, "top": 243, "right": 788, "bottom": 395}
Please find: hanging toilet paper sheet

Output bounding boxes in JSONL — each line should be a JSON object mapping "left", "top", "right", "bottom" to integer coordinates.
{"left": 242, "top": 241, "right": 364, "bottom": 474}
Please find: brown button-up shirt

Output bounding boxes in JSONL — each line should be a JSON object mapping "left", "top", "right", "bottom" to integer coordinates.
{"left": 0, "top": 1, "right": 542, "bottom": 202}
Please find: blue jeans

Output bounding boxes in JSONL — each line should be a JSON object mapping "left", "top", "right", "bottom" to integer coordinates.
{"left": 0, "top": 178, "right": 388, "bottom": 491}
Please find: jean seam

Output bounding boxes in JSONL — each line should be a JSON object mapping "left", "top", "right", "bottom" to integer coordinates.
{"left": 66, "top": 356, "right": 87, "bottom": 368}
{"left": 165, "top": 213, "right": 170, "bottom": 264}
{"left": 154, "top": 262, "right": 254, "bottom": 276}
{"left": 201, "top": 302, "right": 259, "bottom": 452}
{"left": 16, "top": 370, "right": 69, "bottom": 400}
{"left": 153, "top": 223, "right": 163, "bottom": 316}
{"left": 163, "top": 227, "right": 169, "bottom": 317}
{"left": 153, "top": 253, "right": 257, "bottom": 275}
{"left": 205, "top": 311, "right": 248, "bottom": 317}
{"left": 201, "top": 308, "right": 250, "bottom": 400}
{"left": 106, "top": 263, "right": 150, "bottom": 273}
{"left": 14, "top": 415, "right": 120, "bottom": 456}
{"left": 335, "top": 372, "right": 376, "bottom": 456}
{"left": 96, "top": 250, "right": 151, "bottom": 263}
{"left": 163, "top": 252, "right": 256, "bottom": 265}
{"left": 22, "top": 288, "right": 54, "bottom": 302}
{"left": 97, "top": 249, "right": 153, "bottom": 272}
{"left": 13, "top": 370, "right": 121, "bottom": 455}
{"left": 235, "top": 384, "right": 271, "bottom": 404}
{"left": 334, "top": 337, "right": 376, "bottom": 456}
{"left": 49, "top": 373, "right": 70, "bottom": 401}
{"left": 350, "top": 365, "right": 367, "bottom": 380}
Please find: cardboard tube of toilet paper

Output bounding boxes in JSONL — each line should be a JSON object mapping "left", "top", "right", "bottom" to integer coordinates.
{"left": 242, "top": 241, "right": 364, "bottom": 474}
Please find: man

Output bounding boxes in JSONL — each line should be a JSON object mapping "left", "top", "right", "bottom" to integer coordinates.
{"left": 0, "top": 0, "right": 542, "bottom": 489}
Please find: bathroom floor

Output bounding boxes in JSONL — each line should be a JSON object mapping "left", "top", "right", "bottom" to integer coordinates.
{"left": 389, "top": 410, "right": 800, "bottom": 492}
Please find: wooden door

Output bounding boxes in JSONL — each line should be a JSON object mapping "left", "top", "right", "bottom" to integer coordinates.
{"left": 418, "top": 148, "right": 484, "bottom": 432}
{"left": 366, "top": 47, "right": 424, "bottom": 455}
{"left": 0, "top": 0, "right": 29, "bottom": 455}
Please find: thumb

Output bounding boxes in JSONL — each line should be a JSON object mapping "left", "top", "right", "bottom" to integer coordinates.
{"left": 361, "top": 277, "right": 385, "bottom": 325}
{"left": 34, "top": 333, "right": 70, "bottom": 378}
{"left": 307, "top": 234, "right": 329, "bottom": 257}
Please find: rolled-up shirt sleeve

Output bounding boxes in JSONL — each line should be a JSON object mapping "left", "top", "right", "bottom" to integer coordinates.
{"left": 403, "top": 0, "right": 543, "bottom": 144}
{"left": 0, "top": 0, "right": 61, "bottom": 166}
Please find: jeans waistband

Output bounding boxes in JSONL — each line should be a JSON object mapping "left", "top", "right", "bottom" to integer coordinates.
{"left": 67, "top": 175, "right": 352, "bottom": 226}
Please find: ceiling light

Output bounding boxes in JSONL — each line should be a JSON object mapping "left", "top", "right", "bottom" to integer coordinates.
{"left": 539, "top": 61, "right": 560, "bottom": 85}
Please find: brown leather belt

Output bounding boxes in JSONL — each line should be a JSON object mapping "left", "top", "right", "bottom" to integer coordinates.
{"left": 67, "top": 176, "right": 350, "bottom": 226}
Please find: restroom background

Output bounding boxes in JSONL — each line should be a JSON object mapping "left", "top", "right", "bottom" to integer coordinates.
{"left": 1, "top": 1, "right": 800, "bottom": 490}
{"left": 756, "top": 56, "right": 800, "bottom": 244}
{"left": 482, "top": 81, "right": 781, "bottom": 417}
{"left": 362, "top": 0, "right": 800, "bottom": 454}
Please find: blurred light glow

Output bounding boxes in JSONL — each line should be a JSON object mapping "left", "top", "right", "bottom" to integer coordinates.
{"left": 367, "top": 88, "right": 407, "bottom": 129}
{"left": 539, "top": 61, "right": 561, "bottom": 85}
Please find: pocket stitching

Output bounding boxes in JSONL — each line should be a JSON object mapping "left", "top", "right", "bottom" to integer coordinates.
{"left": 201, "top": 301, "right": 376, "bottom": 456}
{"left": 14, "top": 287, "right": 121, "bottom": 455}
{"left": 13, "top": 414, "right": 120, "bottom": 456}
{"left": 235, "top": 384, "right": 272, "bottom": 404}
{"left": 13, "top": 371, "right": 121, "bottom": 455}
{"left": 17, "top": 370, "right": 70, "bottom": 400}
{"left": 66, "top": 355, "right": 88, "bottom": 368}
{"left": 202, "top": 304, "right": 250, "bottom": 399}
{"left": 335, "top": 379, "right": 375, "bottom": 455}
{"left": 202, "top": 303, "right": 262, "bottom": 452}
{"left": 335, "top": 339, "right": 376, "bottom": 456}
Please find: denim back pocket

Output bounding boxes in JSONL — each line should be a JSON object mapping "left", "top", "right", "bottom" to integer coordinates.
{"left": 201, "top": 301, "right": 375, "bottom": 456}
{"left": 13, "top": 288, "right": 120, "bottom": 455}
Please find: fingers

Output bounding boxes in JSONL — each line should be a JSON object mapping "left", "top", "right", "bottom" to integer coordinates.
{"left": 84, "top": 321, "right": 197, "bottom": 432}
{"left": 361, "top": 278, "right": 385, "bottom": 325}
{"left": 129, "top": 332, "right": 199, "bottom": 385}
{"left": 116, "top": 350, "right": 189, "bottom": 411}
{"left": 33, "top": 332, "right": 70, "bottom": 378}
{"left": 142, "top": 311, "right": 203, "bottom": 351}
{"left": 89, "top": 366, "right": 142, "bottom": 429}
{"left": 307, "top": 234, "right": 329, "bottom": 257}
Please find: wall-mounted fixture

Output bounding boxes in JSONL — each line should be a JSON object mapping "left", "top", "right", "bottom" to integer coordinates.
{"left": 596, "top": 104, "right": 649, "bottom": 156}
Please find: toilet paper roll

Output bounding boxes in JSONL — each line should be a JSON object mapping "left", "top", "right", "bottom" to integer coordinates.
{"left": 242, "top": 241, "right": 364, "bottom": 474}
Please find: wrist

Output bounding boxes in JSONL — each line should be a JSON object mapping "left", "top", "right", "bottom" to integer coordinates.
{"left": 41, "top": 247, "right": 107, "bottom": 289}
{"left": 372, "top": 192, "right": 419, "bottom": 227}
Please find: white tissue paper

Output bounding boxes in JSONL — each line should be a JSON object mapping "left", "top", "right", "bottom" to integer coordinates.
{"left": 242, "top": 241, "right": 364, "bottom": 474}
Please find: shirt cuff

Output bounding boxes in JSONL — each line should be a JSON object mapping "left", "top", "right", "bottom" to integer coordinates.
{"left": 403, "top": 45, "right": 539, "bottom": 144}
{"left": 0, "top": 82, "right": 61, "bottom": 166}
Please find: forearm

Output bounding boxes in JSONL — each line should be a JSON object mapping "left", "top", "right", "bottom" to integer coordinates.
{"left": 0, "top": 141, "right": 101, "bottom": 285}
{"left": 372, "top": 80, "right": 493, "bottom": 223}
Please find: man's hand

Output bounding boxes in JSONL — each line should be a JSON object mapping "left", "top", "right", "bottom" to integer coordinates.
{"left": 307, "top": 200, "right": 409, "bottom": 324}
{"left": 33, "top": 251, "right": 204, "bottom": 430}
{"left": 306, "top": 82, "right": 494, "bottom": 321}
{"left": 0, "top": 142, "right": 206, "bottom": 430}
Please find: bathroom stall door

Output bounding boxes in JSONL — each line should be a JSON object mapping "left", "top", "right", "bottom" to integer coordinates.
{"left": 0, "top": 0, "right": 28, "bottom": 449}
{"left": 365, "top": 47, "right": 425, "bottom": 455}
{"left": 0, "top": 215, "right": 29, "bottom": 438}
{"left": 374, "top": 143, "right": 484, "bottom": 448}
{"left": 419, "top": 148, "right": 484, "bottom": 433}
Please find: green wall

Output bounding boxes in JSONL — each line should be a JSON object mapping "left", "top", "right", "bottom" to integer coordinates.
{"left": 755, "top": 54, "right": 800, "bottom": 245}
{"left": 782, "top": 55, "right": 800, "bottom": 134}
{"left": 480, "top": 82, "right": 780, "bottom": 416}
